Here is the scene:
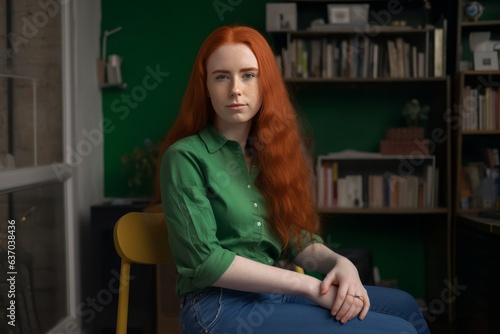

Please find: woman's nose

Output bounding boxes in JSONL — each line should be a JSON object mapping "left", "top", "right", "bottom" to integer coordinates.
{"left": 230, "top": 79, "right": 242, "bottom": 97}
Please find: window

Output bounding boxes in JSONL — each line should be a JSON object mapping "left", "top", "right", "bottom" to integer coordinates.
{"left": 0, "top": 1, "right": 72, "bottom": 332}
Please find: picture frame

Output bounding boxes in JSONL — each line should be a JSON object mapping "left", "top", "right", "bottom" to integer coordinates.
{"left": 474, "top": 51, "right": 499, "bottom": 71}
{"left": 266, "top": 3, "right": 297, "bottom": 32}
{"left": 327, "top": 4, "right": 369, "bottom": 26}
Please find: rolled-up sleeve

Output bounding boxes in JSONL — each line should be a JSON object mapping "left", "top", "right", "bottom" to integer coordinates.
{"left": 160, "top": 143, "right": 236, "bottom": 292}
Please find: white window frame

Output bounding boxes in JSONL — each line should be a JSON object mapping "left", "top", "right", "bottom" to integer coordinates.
{"left": 0, "top": 0, "right": 93, "bottom": 334}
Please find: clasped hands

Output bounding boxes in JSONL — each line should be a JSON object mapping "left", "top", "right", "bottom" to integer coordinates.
{"left": 312, "top": 257, "right": 370, "bottom": 324}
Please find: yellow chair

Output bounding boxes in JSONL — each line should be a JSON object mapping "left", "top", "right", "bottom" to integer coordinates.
{"left": 113, "top": 211, "right": 173, "bottom": 334}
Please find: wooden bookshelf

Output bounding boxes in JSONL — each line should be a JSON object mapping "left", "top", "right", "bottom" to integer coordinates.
{"left": 454, "top": 0, "right": 500, "bottom": 213}
{"left": 453, "top": 0, "right": 500, "bottom": 326}
{"left": 267, "top": 0, "right": 454, "bottom": 322}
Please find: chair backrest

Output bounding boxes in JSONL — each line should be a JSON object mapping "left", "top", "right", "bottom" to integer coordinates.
{"left": 113, "top": 211, "right": 173, "bottom": 334}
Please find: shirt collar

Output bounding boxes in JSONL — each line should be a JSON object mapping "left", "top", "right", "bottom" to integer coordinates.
{"left": 198, "top": 124, "right": 229, "bottom": 153}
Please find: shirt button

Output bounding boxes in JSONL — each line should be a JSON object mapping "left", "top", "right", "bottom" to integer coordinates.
{"left": 256, "top": 221, "right": 262, "bottom": 227}
{"left": 253, "top": 203, "right": 258, "bottom": 208}
{"left": 247, "top": 184, "right": 251, "bottom": 189}
{"left": 267, "top": 259, "right": 273, "bottom": 264}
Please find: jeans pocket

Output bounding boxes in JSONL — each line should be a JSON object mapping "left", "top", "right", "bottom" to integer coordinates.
{"left": 180, "top": 288, "right": 223, "bottom": 333}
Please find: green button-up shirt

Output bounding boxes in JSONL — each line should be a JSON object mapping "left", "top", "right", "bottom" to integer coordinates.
{"left": 160, "top": 125, "right": 322, "bottom": 296}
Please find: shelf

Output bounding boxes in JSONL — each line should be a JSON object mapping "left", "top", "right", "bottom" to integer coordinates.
{"left": 462, "top": 70, "right": 500, "bottom": 76}
{"left": 285, "top": 77, "right": 447, "bottom": 83}
{"left": 457, "top": 208, "right": 481, "bottom": 215}
{"left": 458, "top": 213, "right": 500, "bottom": 235}
{"left": 318, "top": 207, "right": 448, "bottom": 215}
{"left": 461, "top": 20, "right": 500, "bottom": 28}
{"left": 280, "top": 27, "right": 434, "bottom": 36}
{"left": 461, "top": 130, "right": 500, "bottom": 135}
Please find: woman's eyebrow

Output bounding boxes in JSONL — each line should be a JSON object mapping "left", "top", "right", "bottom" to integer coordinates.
{"left": 240, "top": 67, "right": 259, "bottom": 72}
{"left": 211, "top": 67, "right": 259, "bottom": 74}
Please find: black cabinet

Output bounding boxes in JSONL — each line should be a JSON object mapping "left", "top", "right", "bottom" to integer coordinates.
{"left": 456, "top": 217, "right": 500, "bottom": 333}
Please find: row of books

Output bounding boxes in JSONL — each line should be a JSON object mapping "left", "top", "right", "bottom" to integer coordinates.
{"left": 317, "top": 162, "right": 438, "bottom": 209}
{"left": 459, "top": 147, "right": 500, "bottom": 209}
{"left": 462, "top": 85, "right": 500, "bottom": 131}
{"left": 276, "top": 30, "right": 445, "bottom": 80}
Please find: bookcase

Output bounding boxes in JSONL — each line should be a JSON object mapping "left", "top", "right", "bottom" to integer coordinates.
{"left": 454, "top": 0, "right": 500, "bottom": 214}
{"left": 268, "top": 1, "right": 448, "bottom": 81}
{"left": 266, "top": 0, "right": 454, "bottom": 323}
{"left": 453, "top": 1, "right": 500, "bottom": 330}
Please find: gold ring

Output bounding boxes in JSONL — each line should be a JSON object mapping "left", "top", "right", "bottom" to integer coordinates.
{"left": 354, "top": 295, "right": 364, "bottom": 302}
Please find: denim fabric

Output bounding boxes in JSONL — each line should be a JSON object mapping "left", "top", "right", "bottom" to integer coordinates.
{"left": 178, "top": 286, "right": 431, "bottom": 334}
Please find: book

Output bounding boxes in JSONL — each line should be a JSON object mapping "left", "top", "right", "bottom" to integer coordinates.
{"left": 411, "top": 45, "right": 418, "bottom": 78}
{"left": 424, "top": 165, "right": 435, "bottom": 208}
{"left": 462, "top": 85, "right": 471, "bottom": 130}
{"left": 369, "top": 175, "right": 384, "bottom": 208}
{"left": 310, "top": 39, "right": 322, "bottom": 78}
{"left": 372, "top": 42, "right": 379, "bottom": 79}
{"left": 332, "top": 162, "right": 339, "bottom": 207}
{"left": 417, "top": 51, "right": 425, "bottom": 78}
{"left": 395, "top": 37, "right": 405, "bottom": 78}
{"left": 433, "top": 27, "right": 444, "bottom": 77}
{"left": 463, "top": 162, "right": 485, "bottom": 208}
{"left": 404, "top": 42, "right": 411, "bottom": 78}
{"left": 345, "top": 175, "right": 363, "bottom": 208}
{"left": 387, "top": 39, "right": 397, "bottom": 78}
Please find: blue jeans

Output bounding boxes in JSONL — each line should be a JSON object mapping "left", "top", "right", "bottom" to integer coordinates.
{"left": 178, "top": 286, "right": 431, "bottom": 334}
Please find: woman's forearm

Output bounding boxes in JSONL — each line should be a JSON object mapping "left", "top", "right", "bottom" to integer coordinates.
{"left": 212, "top": 254, "right": 336, "bottom": 307}
{"left": 293, "top": 243, "right": 346, "bottom": 275}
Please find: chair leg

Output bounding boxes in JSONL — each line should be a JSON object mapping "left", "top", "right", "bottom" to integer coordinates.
{"left": 116, "top": 261, "right": 131, "bottom": 334}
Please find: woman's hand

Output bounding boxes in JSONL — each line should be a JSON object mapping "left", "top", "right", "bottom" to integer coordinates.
{"left": 294, "top": 243, "right": 370, "bottom": 323}
{"left": 320, "top": 256, "right": 370, "bottom": 323}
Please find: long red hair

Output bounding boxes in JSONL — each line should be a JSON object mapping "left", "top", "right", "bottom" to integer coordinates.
{"left": 153, "top": 25, "right": 320, "bottom": 250}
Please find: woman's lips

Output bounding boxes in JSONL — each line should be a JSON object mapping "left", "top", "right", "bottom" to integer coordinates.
{"left": 227, "top": 103, "right": 246, "bottom": 110}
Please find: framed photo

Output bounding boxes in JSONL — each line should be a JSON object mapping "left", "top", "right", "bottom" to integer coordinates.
{"left": 266, "top": 3, "right": 297, "bottom": 32}
{"left": 328, "top": 5, "right": 350, "bottom": 24}
{"left": 474, "top": 51, "right": 499, "bottom": 71}
{"left": 327, "top": 4, "right": 369, "bottom": 26}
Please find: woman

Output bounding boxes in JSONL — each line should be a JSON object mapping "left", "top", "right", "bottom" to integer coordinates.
{"left": 156, "top": 25, "right": 430, "bottom": 333}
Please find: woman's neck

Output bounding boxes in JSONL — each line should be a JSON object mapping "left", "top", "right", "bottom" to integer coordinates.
{"left": 214, "top": 120, "right": 252, "bottom": 152}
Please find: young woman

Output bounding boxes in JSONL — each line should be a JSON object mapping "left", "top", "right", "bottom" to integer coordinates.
{"left": 156, "top": 25, "right": 430, "bottom": 333}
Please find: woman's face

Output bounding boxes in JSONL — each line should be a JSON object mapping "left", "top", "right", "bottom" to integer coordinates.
{"left": 206, "top": 43, "right": 262, "bottom": 132}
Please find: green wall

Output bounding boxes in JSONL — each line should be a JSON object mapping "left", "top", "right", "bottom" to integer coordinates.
{"left": 101, "top": 0, "right": 269, "bottom": 198}
{"left": 101, "top": 0, "right": 427, "bottom": 299}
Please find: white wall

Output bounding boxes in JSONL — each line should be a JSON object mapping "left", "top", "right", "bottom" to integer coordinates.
{"left": 63, "top": 0, "right": 103, "bottom": 329}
